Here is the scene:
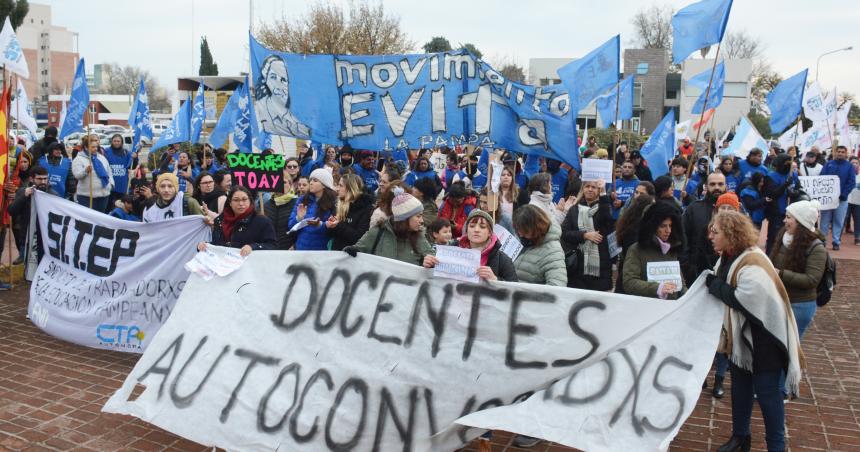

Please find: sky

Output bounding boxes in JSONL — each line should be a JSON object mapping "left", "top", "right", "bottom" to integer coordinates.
{"left": 38, "top": 0, "right": 859, "bottom": 104}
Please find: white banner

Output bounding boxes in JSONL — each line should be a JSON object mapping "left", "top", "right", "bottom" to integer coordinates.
{"left": 799, "top": 123, "right": 833, "bottom": 153}
{"left": 28, "top": 192, "right": 211, "bottom": 353}
{"left": 104, "top": 251, "right": 722, "bottom": 451}
{"left": 799, "top": 175, "right": 841, "bottom": 211}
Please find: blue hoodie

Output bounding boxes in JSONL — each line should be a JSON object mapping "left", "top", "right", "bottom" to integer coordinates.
{"left": 405, "top": 168, "right": 438, "bottom": 187}
{"left": 288, "top": 194, "right": 333, "bottom": 250}
{"left": 821, "top": 158, "right": 856, "bottom": 202}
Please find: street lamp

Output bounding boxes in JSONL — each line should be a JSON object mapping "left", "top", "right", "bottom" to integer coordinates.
{"left": 816, "top": 46, "right": 853, "bottom": 81}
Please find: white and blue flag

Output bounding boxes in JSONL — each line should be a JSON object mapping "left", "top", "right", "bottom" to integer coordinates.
{"left": 723, "top": 116, "right": 768, "bottom": 160}
{"left": 128, "top": 80, "right": 153, "bottom": 152}
{"left": 59, "top": 58, "right": 90, "bottom": 141}
{"left": 190, "top": 82, "right": 206, "bottom": 143}
{"left": 152, "top": 95, "right": 192, "bottom": 150}
{"left": 689, "top": 60, "right": 725, "bottom": 114}
{"left": 0, "top": 17, "right": 28, "bottom": 78}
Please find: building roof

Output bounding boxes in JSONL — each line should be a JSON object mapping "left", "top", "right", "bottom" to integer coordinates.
{"left": 177, "top": 76, "right": 245, "bottom": 92}
{"left": 100, "top": 101, "right": 132, "bottom": 114}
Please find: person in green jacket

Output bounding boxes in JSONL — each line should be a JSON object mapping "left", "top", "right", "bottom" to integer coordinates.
{"left": 622, "top": 201, "right": 686, "bottom": 299}
{"left": 343, "top": 191, "right": 432, "bottom": 266}
{"left": 511, "top": 205, "right": 567, "bottom": 286}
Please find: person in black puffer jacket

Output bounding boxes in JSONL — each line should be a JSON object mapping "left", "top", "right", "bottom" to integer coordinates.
{"left": 327, "top": 174, "right": 375, "bottom": 250}
{"left": 265, "top": 173, "right": 300, "bottom": 250}
{"left": 199, "top": 186, "right": 276, "bottom": 256}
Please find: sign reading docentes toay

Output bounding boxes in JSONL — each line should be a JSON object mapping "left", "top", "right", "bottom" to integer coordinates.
{"left": 105, "top": 252, "right": 723, "bottom": 451}
{"left": 227, "top": 153, "right": 286, "bottom": 192}
{"left": 249, "top": 35, "right": 579, "bottom": 168}
{"left": 28, "top": 192, "right": 210, "bottom": 353}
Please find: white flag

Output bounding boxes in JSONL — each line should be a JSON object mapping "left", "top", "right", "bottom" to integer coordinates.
{"left": 675, "top": 119, "right": 692, "bottom": 139}
{"left": 0, "top": 18, "right": 28, "bottom": 78}
{"left": 799, "top": 122, "right": 833, "bottom": 153}
{"left": 57, "top": 89, "right": 68, "bottom": 138}
{"left": 802, "top": 82, "right": 827, "bottom": 122}
{"left": 723, "top": 117, "right": 767, "bottom": 159}
{"left": 11, "top": 79, "right": 37, "bottom": 134}
{"left": 836, "top": 101, "right": 852, "bottom": 148}
{"left": 778, "top": 123, "right": 802, "bottom": 150}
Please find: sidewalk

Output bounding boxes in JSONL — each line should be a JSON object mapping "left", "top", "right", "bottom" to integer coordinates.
{"left": 1, "top": 258, "right": 858, "bottom": 451}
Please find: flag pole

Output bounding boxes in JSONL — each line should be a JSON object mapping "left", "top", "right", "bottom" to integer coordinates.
{"left": 3, "top": 68, "right": 13, "bottom": 287}
{"left": 88, "top": 105, "right": 94, "bottom": 209}
{"left": 611, "top": 80, "right": 621, "bottom": 193}
{"left": 792, "top": 113, "right": 802, "bottom": 148}
{"left": 688, "top": 42, "right": 723, "bottom": 178}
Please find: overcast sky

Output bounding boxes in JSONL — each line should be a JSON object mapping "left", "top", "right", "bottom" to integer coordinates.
{"left": 40, "top": 0, "right": 859, "bottom": 102}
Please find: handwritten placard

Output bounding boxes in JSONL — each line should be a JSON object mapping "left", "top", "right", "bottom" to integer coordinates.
{"left": 581, "top": 158, "right": 614, "bottom": 182}
{"left": 646, "top": 261, "right": 682, "bottom": 287}
{"left": 434, "top": 245, "right": 480, "bottom": 283}
{"left": 799, "top": 175, "right": 840, "bottom": 210}
{"left": 494, "top": 224, "right": 523, "bottom": 261}
{"left": 227, "top": 153, "right": 286, "bottom": 192}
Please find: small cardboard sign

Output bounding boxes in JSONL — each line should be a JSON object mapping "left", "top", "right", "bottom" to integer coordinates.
{"left": 581, "top": 159, "right": 614, "bottom": 182}
{"left": 798, "top": 175, "right": 841, "bottom": 211}
{"left": 434, "top": 245, "right": 481, "bottom": 283}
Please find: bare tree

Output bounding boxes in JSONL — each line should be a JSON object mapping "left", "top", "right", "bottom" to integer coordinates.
{"left": 97, "top": 63, "right": 172, "bottom": 112}
{"left": 629, "top": 4, "right": 674, "bottom": 49}
{"left": 256, "top": 0, "right": 413, "bottom": 55}
{"left": 723, "top": 30, "right": 765, "bottom": 60}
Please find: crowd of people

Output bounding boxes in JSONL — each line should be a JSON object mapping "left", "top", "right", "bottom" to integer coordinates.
{"left": 3, "top": 126, "right": 858, "bottom": 452}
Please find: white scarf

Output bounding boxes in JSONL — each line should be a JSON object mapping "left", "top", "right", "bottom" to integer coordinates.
{"left": 782, "top": 232, "right": 793, "bottom": 248}
{"left": 577, "top": 203, "right": 601, "bottom": 277}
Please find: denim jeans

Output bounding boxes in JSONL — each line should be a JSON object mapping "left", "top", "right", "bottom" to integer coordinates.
{"left": 715, "top": 352, "right": 730, "bottom": 378}
{"left": 731, "top": 364, "right": 785, "bottom": 452}
{"left": 850, "top": 203, "right": 860, "bottom": 241}
{"left": 780, "top": 300, "right": 816, "bottom": 395}
{"left": 77, "top": 195, "right": 110, "bottom": 213}
{"left": 821, "top": 200, "right": 849, "bottom": 246}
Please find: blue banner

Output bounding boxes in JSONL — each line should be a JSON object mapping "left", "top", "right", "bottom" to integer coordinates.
{"left": 249, "top": 34, "right": 580, "bottom": 170}
{"left": 557, "top": 35, "right": 620, "bottom": 114}
{"left": 190, "top": 82, "right": 206, "bottom": 144}
{"left": 690, "top": 60, "right": 725, "bottom": 114}
{"left": 59, "top": 58, "right": 89, "bottom": 141}
{"left": 152, "top": 95, "right": 191, "bottom": 150}
{"left": 595, "top": 76, "right": 634, "bottom": 127}
{"left": 672, "top": 0, "right": 733, "bottom": 64}
{"left": 128, "top": 80, "right": 153, "bottom": 152}
{"left": 767, "top": 69, "right": 808, "bottom": 134}
{"left": 639, "top": 110, "right": 675, "bottom": 178}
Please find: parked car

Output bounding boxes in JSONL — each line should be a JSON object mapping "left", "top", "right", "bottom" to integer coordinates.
{"left": 103, "top": 125, "right": 128, "bottom": 134}
{"left": 63, "top": 132, "right": 86, "bottom": 149}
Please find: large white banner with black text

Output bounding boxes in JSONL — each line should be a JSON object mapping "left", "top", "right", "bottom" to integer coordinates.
{"left": 104, "top": 251, "right": 722, "bottom": 451}
{"left": 28, "top": 192, "right": 210, "bottom": 353}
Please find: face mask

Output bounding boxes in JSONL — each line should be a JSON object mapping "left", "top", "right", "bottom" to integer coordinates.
{"left": 518, "top": 236, "right": 533, "bottom": 247}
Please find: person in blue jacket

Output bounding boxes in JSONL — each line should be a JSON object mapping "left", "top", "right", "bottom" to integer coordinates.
{"left": 718, "top": 155, "right": 741, "bottom": 192}
{"left": 404, "top": 156, "right": 440, "bottom": 188}
{"left": 108, "top": 194, "right": 141, "bottom": 221}
{"left": 288, "top": 168, "right": 338, "bottom": 250}
{"left": 38, "top": 142, "right": 73, "bottom": 198}
{"left": 820, "top": 145, "right": 857, "bottom": 250}
{"left": 103, "top": 134, "right": 136, "bottom": 205}
{"left": 612, "top": 161, "right": 639, "bottom": 220}
{"left": 441, "top": 151, "right": 467, "bottom": 193}
{"left": 740, "top": 172, "right": 767, "bottom": 230}
{"left": 763, "top": 153, "right": 798, "bottom": 253}
{"left": 546, "top": 158, "right": 570, "bottom": 203}
{"left": 352, "top": 150, "right": 380, "bottom": 193}
{"left": 738, "top": 148, "right": 767, "bottom": 183}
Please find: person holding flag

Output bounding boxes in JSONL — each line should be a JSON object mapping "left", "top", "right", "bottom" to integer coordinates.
{"left": 104, "top": 134, "right": 136, "bottom": 207}
{"left": 71, "top": 134, "right": 114, "bottom": 212}
{"left": 128, "top": 80, "right": 153, "bottom": 153}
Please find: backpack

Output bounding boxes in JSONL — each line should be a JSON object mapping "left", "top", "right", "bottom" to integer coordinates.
{"left": 807, "top": 241, "right": 836, "bottom": 307}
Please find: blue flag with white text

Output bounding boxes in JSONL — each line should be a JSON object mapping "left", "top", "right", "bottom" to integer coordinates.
{"left": 128, "top": 80, "right": 153, "bottom": 152}
{"left": 690, "top": 60, "right": 725, "bottom": 114}
{"left": 767, "top": 69, "right": 808, "bottom": 134}
{"left": 249, "top": 34, "right": 580, "bottom": 170}
{"left": 152, "top": 95, "right": 192, "bottom": 150}
{"left": 190, "top": 82, "right": 206, "bottom": 143}
{"left": 639, "top": 110, "right": 675, "bottom": 178}
{"left": 557, "top": 35, "right": 620, "bottom": 114}
{"left": 232, "top": 78, "right": 255, "bottom": 153}
{"left": 59, "top": 58, "right": 90, "bottom": 141}
{"left": 672, "top": 0, "right": 733, "bottom": 64}
{"left": 208, "top": 89, "right": 239, "bottom": 149}
{"left": 595, "top": 76, "right": 634, "bottom": 127}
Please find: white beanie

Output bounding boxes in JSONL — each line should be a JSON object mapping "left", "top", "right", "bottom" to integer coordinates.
{"left": 786, "top": 200, "right": 821, "bottom": 232}
{"left": 309, "top": 168, "right": 335, "bottom": 191}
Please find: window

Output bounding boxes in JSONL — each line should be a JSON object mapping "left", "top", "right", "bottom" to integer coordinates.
{"left": 724, "top": 82, "right": 748, "bottom": 98}
{"left": 666, "top": 90, "right": 678, "bottom": 100}
{"left": 633, "top": 82, "right": 643, "bottom": 108}
{"left": 631, "top": 117, "right": 641, "bottom": 133}
{"left": 50, "top": 106, "right": 56, "bottom": 113}
{"left": 636, "top": 63, "right": 649, "bottom": 75}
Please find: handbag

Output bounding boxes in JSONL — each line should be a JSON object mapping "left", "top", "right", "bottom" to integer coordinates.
{"left": 565, "top": 247, "right": 579, "bottom": 272}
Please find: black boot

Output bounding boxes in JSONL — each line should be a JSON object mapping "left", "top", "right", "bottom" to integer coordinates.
{"left": 712, "top": 375, "right": 725, "bottom": 398}
{"left": 717, "top": 435, "right": 751, "bottom": 452}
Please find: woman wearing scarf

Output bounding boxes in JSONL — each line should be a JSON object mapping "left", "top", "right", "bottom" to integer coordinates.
{"left": 622, "top": 202, "right": 686, "bottom": 299}
{"left": 192, "top": 171, "right": 226, "bottom": 220}
{"left": 561, "top": 179, "right": 613, "bottom": 291}
{"left": 71, "top": 134, "right": 114, "bottom": 212}
{"left": 343, "top": 192, "right": 433, "bottom": 265}
{"left": 527, "top": 173, "right": 566, "bottom": 224}
{"left": 265, "top": 172, "right": 299, "bottom": 250}
{"left": 198, "top": 186, "right": 276, "bottom": 257}
{"left": 327, "top": 174, "right": 374, "bottom": 251}
{"left": 706, "top": 210, "right": 804, "bottom": 452}
{"left": 423, "top": 209, "right": 518, "bottom": 282}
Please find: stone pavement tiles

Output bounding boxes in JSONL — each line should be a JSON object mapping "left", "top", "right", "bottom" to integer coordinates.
{"left": 0, "top": 259, "right": 858, "bottom": 451}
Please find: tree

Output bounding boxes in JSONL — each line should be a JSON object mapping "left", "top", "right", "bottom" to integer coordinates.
{"left": 0, "top": 0, "right": 28, "bottom": 29}
{"left": 750, "top": 70, "right": 781, "bottom": 113}
{"left": 499, "top": 64, "right": 525, "bottom": 83}
{"left": 422, "top": 36, "right": 452, "bottom": 53}
{"left": 747, "top": 109, "right": 772, "bottom": 138}
{"left": 97, "top": 63, "right": 172, "bottom": 112}
{"left": 199, "top": 36, "right": 218, "bottom": 76}
{"left": 460, "top": 43, "right": 482, "bottom": 59}
{"left": 256, "top": 0, "right": 413, "bottom": 55}
{"left": 629, "top": 4, "right": 673, "bottom": 49}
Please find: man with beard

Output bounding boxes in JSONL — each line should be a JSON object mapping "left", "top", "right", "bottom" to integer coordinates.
{"left": 28, "top": 126, "right": 58, "bottom": 164}
{"left": 8, "top": 166, "right": 58, "bottom": 264}
{"left": 764, "top": 153, "right": 798, "bottom": 253}
{"left": 405, "top": 156, "right": 441, "bottom": 188}
{"left": 104, "top": 134, "right": 137, "bottom": 207}
{"left": 681, "top": 172, "right": 726, "bottom": 285}
{"left": 37, "top": 142, "right": 74, "bottom": 199}
{"left": 142, "top": 173, "right": 203, "bottom": 223}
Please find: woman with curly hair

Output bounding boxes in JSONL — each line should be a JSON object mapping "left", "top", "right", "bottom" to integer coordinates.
{"left": 622, "top": 201, "right": 685, "bottom": 299}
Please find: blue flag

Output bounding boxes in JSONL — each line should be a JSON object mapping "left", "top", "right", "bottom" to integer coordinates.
{"left": 595, "top": 76, "right": 634, "bottom": 127}
{"left": 249, "top": 34, "right": 580, "bottom": 170}
{"left": 190, "top": 82, "right": 206, "bottom": 143}
{"left": 767, "top": 69, "right": 808, "bottom": 134}
{"left": 232, "top": 78, "right": 256, "bottom": 153}
{"left": 152, "top": 95, "right": 192, "bottom": 150}
{"left": 128, "top": 80, "right": 153, "bottom": 152}
{"left": 690, "top": 60, "right": 725, "bottom": 114}
{"left": 672, "top": 0, "right": 733, "bottom": 64}
{"left": 208, "top": 89, "right": 240, "bottom": 149}
{"left": 557, "top": 35, "right": 620, "bottom": 113}
{"left": 59, "top": 58, "right": 90, "bottom": 141}
{"left": 639, "top": 110, "right": 675, "bottom": 178}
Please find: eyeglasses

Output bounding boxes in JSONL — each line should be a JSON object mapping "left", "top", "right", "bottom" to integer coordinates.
{"left": 200, "top": 181, "right": 215, "bottom": 185}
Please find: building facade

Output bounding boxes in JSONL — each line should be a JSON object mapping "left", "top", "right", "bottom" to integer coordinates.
{"left": 680, "top": 58, "right": 753, "bottom": 134}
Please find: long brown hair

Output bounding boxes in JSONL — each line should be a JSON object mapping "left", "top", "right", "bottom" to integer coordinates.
{"left": 500, "top": 166, "right": 520, "bottom": 203}
{"left": 770, "top": 223, "right": 818, "bottom": 272}
{"left": 615, "top": 195, "right": 655, "bottom": 241}
{"left": 391, "top": 217, "right": 421, "bottom": 254}
{"left": 335, "top": 173, "right": 364, "bottom": 221}
{"left": 512, "top": 205, "right": 551, "bottom": 246}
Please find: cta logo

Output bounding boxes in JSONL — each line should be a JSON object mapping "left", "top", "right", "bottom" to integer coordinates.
{"left": 96, "top": 324, "right": 145, "bottom": 349}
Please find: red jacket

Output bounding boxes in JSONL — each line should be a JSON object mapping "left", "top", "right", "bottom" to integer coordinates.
{"left": 438, "top": 195, "right": 477, "bottom": 238}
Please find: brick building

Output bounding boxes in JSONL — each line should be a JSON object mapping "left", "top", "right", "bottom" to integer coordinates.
{"left": 46, "top": 94, "right": 131, "bottom": 127}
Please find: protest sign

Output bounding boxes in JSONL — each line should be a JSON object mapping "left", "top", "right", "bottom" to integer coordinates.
{"left": 226, "top": 153, "right": 286, "bottom": 192}
{"left": 799, "top": 175, "right": 840, "bottom": 210}
{"left": 607, "top": 231, "right": 621, "bottom": 258}
{"left": 581, "top": 158, "right": 614, "bottom": 182}
{"left": 430, "top": 151, "right": 447, "bottom": 177}
{"left": 249, "top": 35, "right": 579, "bottom": 169}
{"left": 184, "top": 245, "right": 246, "bottom": 281}
{"left": 28, "top": 192, "right": 211, "bottom": 353}
{"left": 646, "top": 261, "right": 683, "bottom": 288}
{"left": 104, "top": 251, "right": 723, "bottom": 451}
{"left": 434, "top": 245, "right": 481, "bottom": 283}
{"left": 494, "top": 224, "right": 523, "bottom": 261}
